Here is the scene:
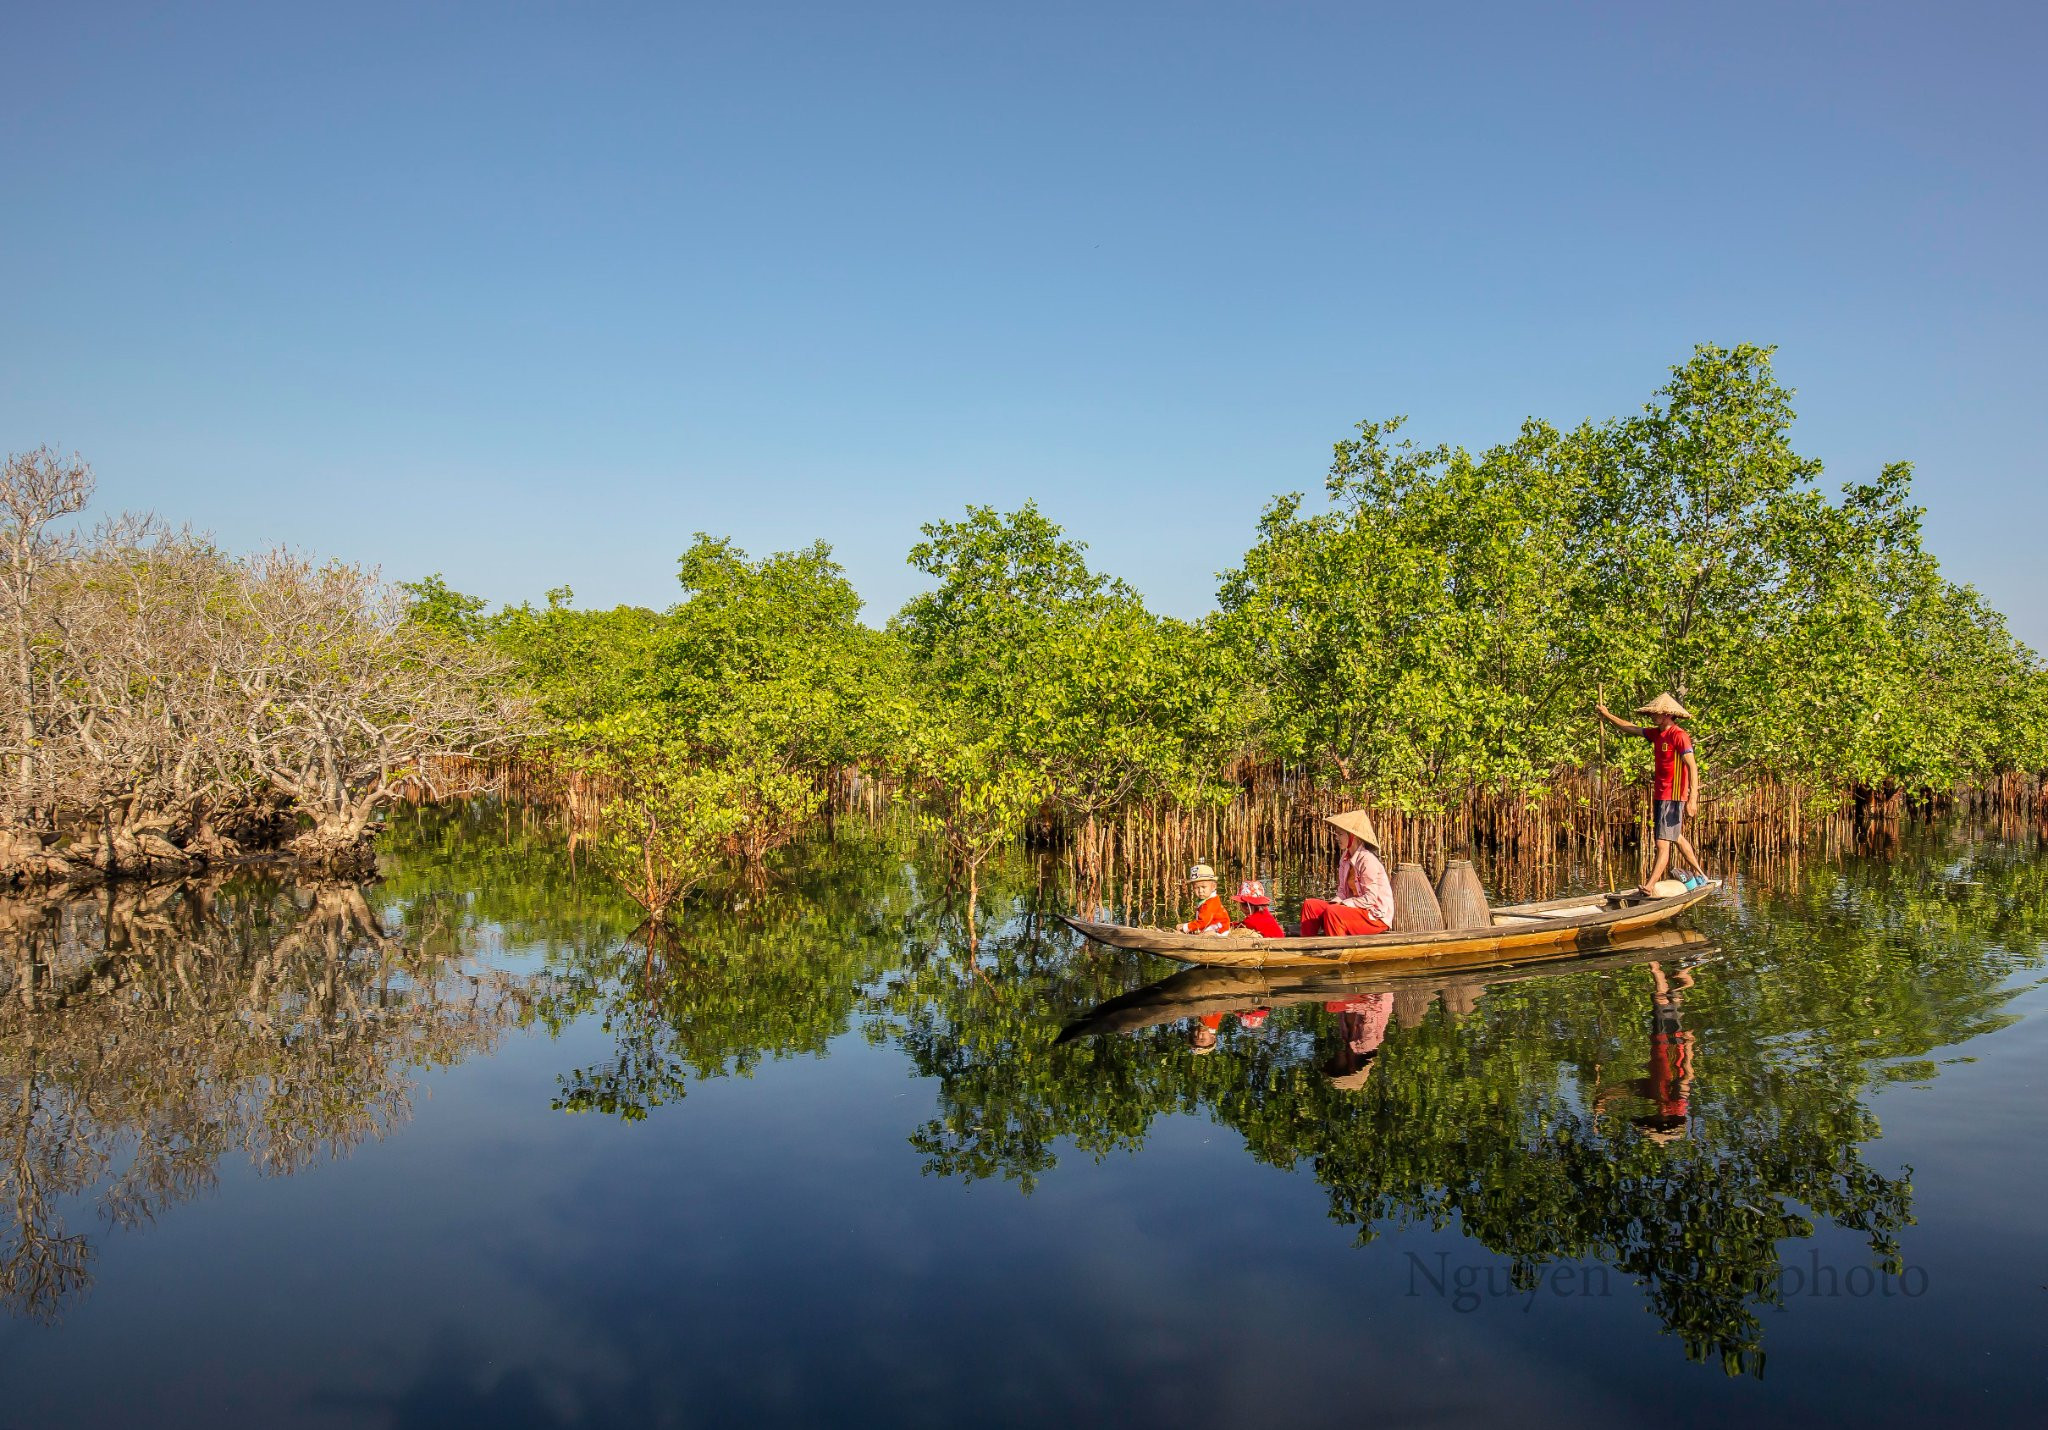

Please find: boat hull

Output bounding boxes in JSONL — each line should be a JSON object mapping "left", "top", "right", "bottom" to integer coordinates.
{"left": 1059, "top": 880, "right": 1720, "bottom": 968}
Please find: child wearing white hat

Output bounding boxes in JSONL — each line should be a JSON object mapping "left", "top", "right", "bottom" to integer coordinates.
{"left": 1178, "top": 863, "right": 1232, "bottom": 934}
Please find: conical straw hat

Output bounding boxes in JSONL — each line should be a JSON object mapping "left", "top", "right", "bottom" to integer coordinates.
{"left": 1327, "top": 1062, "right": 1375, "bottom": 1091}
{"left": 1633, "top": 692, "right": 1693, "bottom": 719}
{"left": 1324, "top": 809, "right": 1381, "bottom": 850}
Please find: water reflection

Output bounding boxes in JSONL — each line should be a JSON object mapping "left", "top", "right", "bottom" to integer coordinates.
{"left": 2, "top": 809, "right": 2043, "bottom": 1394}
{"left": 529, "top": 827, "right": 922, "bottom": 1119}
{"left": 0, "top": 873, "right": 528, "bottom": 1321}
{"left": 513, "top": 814, "right": 2041, "bottom": 1379}
{"left": 919, "top": 824, "right": 2046, "bottom": 1375}
{"left": 1045, "top": 936, "right": 1876, "bottom": 1372}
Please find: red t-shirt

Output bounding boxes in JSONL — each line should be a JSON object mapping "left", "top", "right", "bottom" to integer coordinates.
{"left": 1643, "top": 725, "right": 1693, "bottom": 801}
{"left": 1239, "top": 909, "right": 1285, "bottom": 938}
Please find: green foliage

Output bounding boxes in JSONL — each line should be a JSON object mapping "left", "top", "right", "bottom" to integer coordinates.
{"left": 558, "top": 710, "right": 748, "bottom": 920}
{"left": 1219, "top": 417, "right": 1594, "bottom": 803}
{"left": 657, "top": 536, "right": 898, "bottom": 864}
{"left": 892, "top": 504, "right": 1244, "bottom": 898}
{"left": 413, "top": 343, "right": 2046, "bottom": 897}
{"left": 488, "top": 586, "right": 668, "bottom": 731}
{"left": 397, "top": 573, "right": 489, "bottom": 640}
{"left": 1221, "top": 344, "right": 2047, "bottom": 808}
{"left": 482, "top": 538, "right": 902, "bottom": 910}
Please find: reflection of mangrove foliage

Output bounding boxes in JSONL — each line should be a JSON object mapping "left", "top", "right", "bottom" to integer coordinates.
{"left": 529, "top": 820, "right": 934, "bottom": 1120}
{"left": 880, "top": 906, "right": 1182, "bottom": 1190}
{"left": 368, "top": 807, "right": 2047, "bottom": 1373}
{"left": 884, "top": 825, "right": 2048, "bottom": 1375}
{"left": 0, "top": 873, "right": 529, "bottom": 1320}
{"left": 377, "top": 800, "right": 645, "bottom": 966}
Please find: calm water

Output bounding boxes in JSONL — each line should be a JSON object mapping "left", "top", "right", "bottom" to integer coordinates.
{"left": 1, "top": 808, "right": 2045, "bottom": 1428}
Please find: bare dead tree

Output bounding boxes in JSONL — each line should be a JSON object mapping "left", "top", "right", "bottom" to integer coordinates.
{"left": 0, "top": 461, "right": 534, "bottom": 885}
{"left": 0, "top": 449, "right": 94, "bottom": 849}
{"left": 49, "top": 520, "right": 254, "bottom": 874}
{"left": 224, "top": 550, "right": 532, "bottom": 874}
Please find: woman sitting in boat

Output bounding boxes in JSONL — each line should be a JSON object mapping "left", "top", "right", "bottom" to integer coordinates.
{"left": 1177, "top": 863, "right": 1232, "bottom": 934}
{"left": 1298, "top": 810, "right": 1394, "bottom": 937}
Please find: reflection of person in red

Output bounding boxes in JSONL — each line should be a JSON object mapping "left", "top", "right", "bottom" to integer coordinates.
{"left": 1597, "top": 961, "right": 1696, "bottom": 1143}
{"left": 1190, "top": 1005, "right": 1272, "bottom": 1051}
{"left": 1321, "top": 993, "right": 1392, "bottom": 1090}
{"left": 1299, "top": 810, "right": 1393, "bottom": 937}
{"left": 1637, "top": 961, "right": 1695, "bottom": 1141}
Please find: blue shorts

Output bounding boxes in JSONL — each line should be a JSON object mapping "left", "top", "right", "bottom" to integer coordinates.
{"left": 1654, "top": 800, "right": 1685, "bottom": 841}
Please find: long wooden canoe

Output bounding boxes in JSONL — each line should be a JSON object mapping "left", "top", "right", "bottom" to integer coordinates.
{"left": 1058, "top": 879, "right": 1722, "bottom": 968}
{"left": 1055, "top": 928, "right": 1713, "bottom": 1044}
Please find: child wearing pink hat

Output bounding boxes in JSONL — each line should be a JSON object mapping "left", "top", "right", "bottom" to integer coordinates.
{"left": 1232, "top": 879, "right": 1285, "bottom": 939}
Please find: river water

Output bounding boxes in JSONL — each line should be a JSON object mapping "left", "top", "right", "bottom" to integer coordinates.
{"left": 1, "top": 806, "right": 2044, "bottom": 1427}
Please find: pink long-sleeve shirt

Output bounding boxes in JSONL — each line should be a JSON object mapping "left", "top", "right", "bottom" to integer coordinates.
{"left": 1333, "top": 846, "right": 1394, "bottom": 926}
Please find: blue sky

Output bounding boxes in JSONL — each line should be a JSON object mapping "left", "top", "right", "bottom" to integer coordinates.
{"left": 5, "top": 2, "right": 2043, "bottom": 643}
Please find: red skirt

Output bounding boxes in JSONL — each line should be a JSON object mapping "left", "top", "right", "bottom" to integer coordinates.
{"left": 1299, "top": 900, "right": 1390, "bottom": 937}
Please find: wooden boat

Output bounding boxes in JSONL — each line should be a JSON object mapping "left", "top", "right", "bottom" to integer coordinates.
{"left": 1058, "top": 879, "right": 1722, "bottom": 969}
{"left": 1055, "top": 928, "right": 1713, "bottom": 1044}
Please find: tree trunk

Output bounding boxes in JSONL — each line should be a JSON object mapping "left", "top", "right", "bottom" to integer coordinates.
{"left": 966, "top": 861, "right": 980, "bottom": 954}
{"left": 7, "top": 542, "right": 41, "bottom": 830}
{"left": 289, "top": 810, "right": 378, "bottom": 878}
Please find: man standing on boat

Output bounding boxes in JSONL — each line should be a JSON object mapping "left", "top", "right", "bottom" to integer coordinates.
{"left": 1596, "top": 693, "right": 1705, "bottom": 896}
{"left": 1299, "top": 810, "right": 1394, "bottom": 936}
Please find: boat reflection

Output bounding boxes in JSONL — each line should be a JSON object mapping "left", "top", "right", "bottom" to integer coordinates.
{"left": 1057, "top": 928, "right": 1714, "bottom": 1044}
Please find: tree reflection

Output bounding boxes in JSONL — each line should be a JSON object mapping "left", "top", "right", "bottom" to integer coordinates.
{"left": 393, "top": 808, "right": 2047, "bottom": 1377}
{"left": 877, "top": 825, "right": 2044, "bottom": 1375}
{"left": 0, "top": 872, "right": 526, "bottom": 1321}
{"left": 529, "top": 819, "right": 926, "bottom": 1120}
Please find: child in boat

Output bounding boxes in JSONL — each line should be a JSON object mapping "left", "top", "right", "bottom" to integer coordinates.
{"left": 1178, "top": 863, "right": 1232, "bottom": 934}
{"left": 1595, "top": 693, "right": 1706, "bottom": 896}
{"left": 1232, "top": 879, "right": 1285, "bottom": 938}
